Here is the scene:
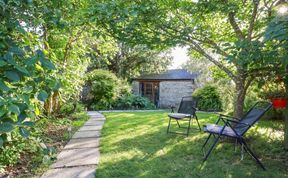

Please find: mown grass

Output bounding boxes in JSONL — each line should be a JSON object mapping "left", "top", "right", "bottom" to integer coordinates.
{"left": 97, "top": 111, "right": 288, "bottom": 178}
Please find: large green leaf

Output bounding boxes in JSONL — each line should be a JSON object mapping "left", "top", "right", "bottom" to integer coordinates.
{"left": 25, "top": 56, "right": 38, "bottom": 66}
{"left": 0, "top": 60, "right": 7, "bottom": 67}
{"left": 0, "top": 107, "right": 6, "bottom": 117}
{"left": 40, "top": 58, "right": 56, "bottom": 70}
{"left": 22, "top": 121, "right": 34, "bottom": 127}
{"left": 19, "top": 127, "right": 29, "bottom": 137}
{"left": 8, "top": 104, "right": 20, "bottom": 115}
{"left": 36, "top": 50, "right": 45, "bottom": 60}
{"left": 37, "top": 90, "right": 49, "bottom": 101}
{"left": 4, "top": 70, "right": 20, "bottom": 82}
{"left": 0, "top": 108, "right": 7, "bottom": 117}
{"left": 0, "top": 136, "right": 3, "bottom": 147}
{"left": 0, "top": 81, "right": 10, "bottom": 92}
{"left": 9, "top": 47, "right": 24, "bottom": 56}
{"left": 15, "top": 65, "right": 29, "bottom": 75}
{"left": 3, "top": 53, "right": 14, "bottom": 64}
{"left": 0, "top": 122, "right": 14, "bottom": 133}
{"left": 17, "top": 113, "right": 27, "bottom": 123}
{"left": 48, "top": 80, "right": 61, "bottom": 91}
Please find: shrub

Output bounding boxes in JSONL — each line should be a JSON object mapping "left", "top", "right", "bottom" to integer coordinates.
{"left": 85, "top": 69, "right": 132, "bottom": 110}
{"left": 59, "top": 102, "right": 86, "bottom": 115}
{"left": 113, "top": 94, "right": 155, "bottom": 110}
{"left": 59, "top": 103, "right": 75, "bottom": 115}
{"left": 86, "top": 70, "right": 119, "bottom": 110}
{"left": 192, "top": 85, "right": 222, "bottom": 111}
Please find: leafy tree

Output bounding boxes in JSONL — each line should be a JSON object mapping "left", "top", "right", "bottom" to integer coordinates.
{"left": 89, "top": 0, "right": 281, "bottom": 117}
{"left": 32, "top": 0, "right": 93, "bottom": 114}
{"left": 89, "top": 41, "right": 172, "bottom": 79}
{"left": 0, "top": 0, "right": 57, "bottom": 146}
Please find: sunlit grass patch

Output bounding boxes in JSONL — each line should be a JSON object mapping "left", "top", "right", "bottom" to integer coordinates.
{"left": 96, "top": 111, "right": 287, "bottom": 178}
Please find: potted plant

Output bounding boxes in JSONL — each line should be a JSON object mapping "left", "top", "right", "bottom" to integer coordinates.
{"left": 262, "top": 91, "right": 288, "bottom": 109}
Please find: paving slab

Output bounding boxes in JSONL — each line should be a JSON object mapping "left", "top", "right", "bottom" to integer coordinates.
{"left": 89, "top": 115, "right": 105, "bottom": 118}
{"left": 41, "top": 166, "right": 95, "bottom": 178}
{"left": 84, "top": 120, "right": 105, "bottom": 126}
{"left": 64, "top": 138, "right": 100, "bottom": 149}
{"left": 89, "top": 117, "right": 105, "bottom": 121}
{"left": 78, "top": 125, "right": 102, "bottom": 132}
{"left": 51, "top": 148, "right": 100, "bottom": 168}
{"left": 87, "top": 112, "right": 104, "bottom": 117}
{"left": 41, "top": 111, "right": 105, "bottom": 178}
{"left": 72, "top": 131, "right": 101, "bottom": 139}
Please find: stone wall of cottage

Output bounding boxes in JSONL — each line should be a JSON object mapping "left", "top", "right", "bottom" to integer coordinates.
{"left": 159, "top": 81, "right": 196, "bottom": 108}
{"left": 131, "top": 80, "right": 196, "bottom": 109}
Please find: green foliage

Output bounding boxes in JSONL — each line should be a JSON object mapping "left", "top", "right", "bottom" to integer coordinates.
{"left": 0, "top": 0, "right": 58, "bottom": 147}
{"left": 112, "top": 94, "right": 155, "bottom": 110}
{"left": 86, "top": 69, "right": 119, "bottom": 110}
{"left": 60, "top": 103, "right": 75, "bottom": 115}
{"left": 85, "top": 69, "right": 131, "bottom": 110}
{"left": 0, "top": 142, "right": 24, "bottom": 166}
{"left": 70, "top": 111, "right": 90, "bottom": 121}
{"left": 244, "top": 86, "right": 262, "bottom": 112}
{"left": 89, "top": 42, "right": 172, "bottom": 79}
{"left": 0, "top": 103, "right": 89, "bottom": 176}
{"left": 193, "top": 85, "right": 222, "bottom": 111}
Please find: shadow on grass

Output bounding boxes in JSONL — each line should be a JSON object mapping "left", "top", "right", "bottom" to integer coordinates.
{"left": 96, "top": 112, "right": 288, "bottom": 178}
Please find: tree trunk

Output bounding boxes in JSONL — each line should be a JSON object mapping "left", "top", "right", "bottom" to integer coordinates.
{"left": 52, "top": 91, "right": 61, "bottom": 114}
{"left": 234, "top": 76, "right": 246, "bottom": 118}
{"left": 44, "top": 94, "right": 52, "bottom": 115}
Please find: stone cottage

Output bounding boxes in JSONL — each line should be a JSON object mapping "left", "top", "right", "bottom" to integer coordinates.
{"left": 132, "top": 69, "right": 198, "bottom": 108}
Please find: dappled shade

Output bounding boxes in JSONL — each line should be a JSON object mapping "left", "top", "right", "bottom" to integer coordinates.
{"left": 97, "top": 111, "right": 287, "bottom": 178}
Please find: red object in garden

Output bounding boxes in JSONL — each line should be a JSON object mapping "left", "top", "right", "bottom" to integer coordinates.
{"left": 272, "top": 99, "right": 287, "bottom": 108}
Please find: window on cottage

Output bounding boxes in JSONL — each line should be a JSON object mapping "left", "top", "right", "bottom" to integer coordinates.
{"left": 144, "top": 83, "right": 153, "bottom": 95}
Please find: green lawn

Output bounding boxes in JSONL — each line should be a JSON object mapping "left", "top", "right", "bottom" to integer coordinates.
{"left": 96, "top": 111, "right": 287, "bottom": 178}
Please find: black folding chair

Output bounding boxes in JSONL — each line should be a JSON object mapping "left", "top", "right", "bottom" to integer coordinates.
{"left": 202, "top": 101, "right": 272, "bottom": 170}
{"left": 167, "top": 96, "right": 201, "bottom": 136}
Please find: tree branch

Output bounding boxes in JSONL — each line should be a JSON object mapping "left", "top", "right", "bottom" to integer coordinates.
{"left": 187, "top": 38, "right": 237, "bottom": 81}
{"left": 223, "top": 0, "right": 244, "bottom": 39}
{"left": 247, "top": 0, "right": 260, "bottom": 40}
{"left": 63, "top": 26, "right": 87, "bottom": 66}
{"left": 228, "top": 12, "right": 245, "bottom": 40}
{"left": 244, "top": 77, "right": 254, "bottom": 93}
{"left": 196, "top": 38, "right": 229, "bottom": 57}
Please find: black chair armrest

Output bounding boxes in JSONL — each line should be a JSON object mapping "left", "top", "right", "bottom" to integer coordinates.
{"left": 219, "top": 114, "right": 241, "bottom": 121}
{"left": 221, "top": 118, "right": 251, "bottom": 126}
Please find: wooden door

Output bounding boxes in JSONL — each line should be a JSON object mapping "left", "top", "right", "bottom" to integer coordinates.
{"left": 141, "top": 82, "right": 159, "bottom": 106}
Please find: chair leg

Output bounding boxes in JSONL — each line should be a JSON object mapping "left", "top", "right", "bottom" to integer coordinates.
{"left": 195, "top": 115, "right": 201, "bottom": 131}
{"left": 239, "top": 139, "right": 266, "bottom": 170}
{"left": 186, "top": 117, "right": 192, "bottom": 136}
{"left": 176, "top": 120, "right": 181, "bottom": 128}
{"left": 167, "top": 117, "right": 172, "bottom": 134}
{"left": 202, "top": 133, "right": 212, "bottom": 155}
{"left": 203, "top": 134, "right": 221, "bottom": 162}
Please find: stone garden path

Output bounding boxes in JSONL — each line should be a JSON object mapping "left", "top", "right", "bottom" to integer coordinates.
{"left": 41, "top": 112, "right": 105, "bottom": 178}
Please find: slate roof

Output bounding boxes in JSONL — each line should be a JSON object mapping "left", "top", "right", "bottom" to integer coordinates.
{"left": 133, "top": 69, "right": 197, "bottom": 81}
